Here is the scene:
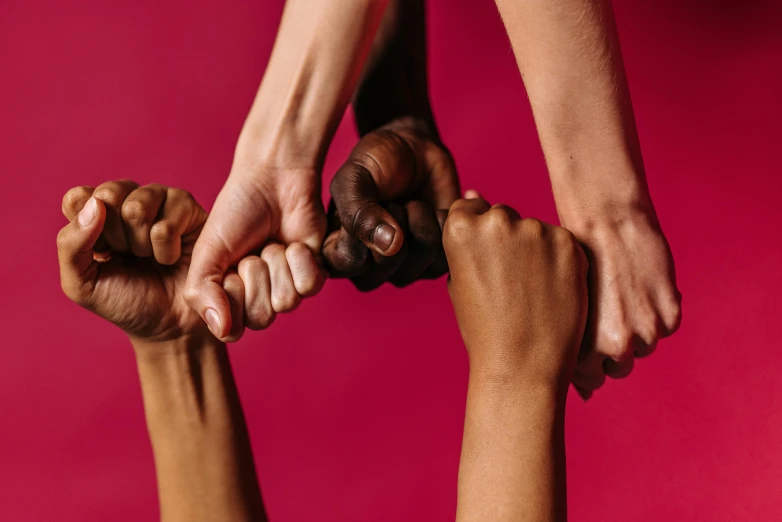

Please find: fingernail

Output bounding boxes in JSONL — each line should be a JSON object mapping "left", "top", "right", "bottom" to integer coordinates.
{"left": 205, "top": 308, "right": 222, "bottom": 337}
{"left": 78, "top": 197, "right": 97, "bottom": 227}
{"left": 464, "top": 189, "right": 481, "bottom": 200}
{"left": 372, "top": 224, "right": 395, "bottom": 251}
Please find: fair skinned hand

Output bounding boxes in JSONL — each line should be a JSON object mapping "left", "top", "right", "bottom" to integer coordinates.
{"left": 323, "top": 117, "right": 460, "bottom": 290}
{"left": 443, "top": 192, "right": 589, "bottom": 391}
{"left": 564, "top": 209, "right": 682, "bottom": 397}
{"left": 184, "top": 167, "right": 327, "bottom": 341}
{"left": 57, "top": 180, "right": 270, "bottom": 345}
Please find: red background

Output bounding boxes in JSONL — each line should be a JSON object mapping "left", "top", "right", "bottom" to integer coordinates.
{"left": 1, "top": 1, "right": 781, "bottom": 520}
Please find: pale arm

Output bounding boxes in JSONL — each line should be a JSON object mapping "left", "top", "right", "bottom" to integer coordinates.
{"left": 494, "top": 0, "right": 682, "bottom": 393}
{"left": 236, "top": 0, "right": 390, "bottom": 170}
{"left": 494, "top": 0, "right": 646, "bottom": 222}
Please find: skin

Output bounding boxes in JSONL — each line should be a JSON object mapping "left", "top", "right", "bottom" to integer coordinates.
{"left": 446, "top": 192, "right": 588, "bottom": 522}
{"left": 323, "top": 0, "right": 460, "bottom": 288}
{"left": 58, "top": 182, "right": 586, "bottom": 520}
{"left": 184, "top": 0, "right": 390, "bottom": 341}
{"left": 493, "top": 0, "right": 682, "bottom": 394}
{"left": 57, "top": 181, "right": 268, "bottom": 521}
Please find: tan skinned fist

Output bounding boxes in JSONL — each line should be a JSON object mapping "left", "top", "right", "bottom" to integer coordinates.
{"left": 442, "top": 193, "right": 589, "bottom": 391}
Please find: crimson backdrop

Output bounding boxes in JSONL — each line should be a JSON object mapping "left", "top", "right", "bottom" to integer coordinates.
{"left": 1, "top": 1, "right": 781, "bottom": 520}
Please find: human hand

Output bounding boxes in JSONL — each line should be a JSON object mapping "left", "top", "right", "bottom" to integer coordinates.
{"left": 184, "top": 166, "right": 327, "bottom": 340}
{"left": 57, "top": 180, "right": 250, "bottom": 344}
{"left": 564, "top": 209, "right": 682, "bottom": 397}
{"left": 323, "top": 117, "right": 460, "bottom": 290}
{"left": 443, "top": 192, "right": 589, "bottom": 391}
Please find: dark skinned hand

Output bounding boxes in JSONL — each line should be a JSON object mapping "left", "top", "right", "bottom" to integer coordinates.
{"left": 323, "top": 117, "right": 460, "bottom": 290}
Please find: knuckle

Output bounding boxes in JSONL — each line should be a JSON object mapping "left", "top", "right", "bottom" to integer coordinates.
{"left": 150, "top": 221, "right": 175, "bottom": 243}
{"left": 272, "top": 285, "right": 300, "bottom": 312}
{"left": 661, "top": 301, "right": 683, "bottom": 335}
{"left": 238, "top": 255, "right": 263, "bottom": 275}
{"left": 331, "top": 248, "right": 369, "bottom": 276}
{"left": 599, "top": 329, "right": 634, "bottom": 361}
{"left": 637, "top": 317, "right": 661, "bottom": 346}
{"left": 348, "top": 204, "right": 382, "bottom": 240}
{"left": 120, "top": 198, "right": 149, "bottom": 227}
{"left": 484, "top": 207, "right": 513, "bottom": 231}
{"left": 260, "top": 243, "right": 286, "bottom": 261}
{"left": 62, "top": 186, "right": 91, "bottom": 215}
{"left": 248, "top": 304, "right": 275, "bottom": 330}
{"left": 93, "top": 187, "right": 123, "bottom": 207}
{"left": 520, "top": 218, "right": 545, "bottom": 239}
{"left": 443, "top": 211, "right": 474, "bottom": 245}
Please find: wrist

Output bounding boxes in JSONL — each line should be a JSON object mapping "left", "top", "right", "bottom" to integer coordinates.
{"left": 131, "top": 333, "right": 224, "bottom": 361}
{"left": 467, "top": 371, "right": 568, "bottom": 420}
{"left": 234, "top": 117, "right": 326, "bottom": 173}
{"left": 468, "top": 355, "right": 570, "bottom": 405}
{"left": 558, "top": 199, "right": 662, "bottom": 245}
{"left": 133, "top": 335, "right": 228, "bottom": 430}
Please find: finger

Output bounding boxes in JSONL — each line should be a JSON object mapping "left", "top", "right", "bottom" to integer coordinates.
{"left": 419, "top": 209, "right": 450, "bottom": 279}
{"left": 238, "top": 256, "right": 275, "bottom": 331}
{"left": 603, "top": 356, "right": 635, "bottom": 379}
{"left": 150, "top": 188, "right": 205, "bottom": 266}
{"left": 425, "top": 145, "right": 461, "bottom": 209}
{"left": 62, "top": 186, "right": 95, "bottom": 220}
{"left": 121, "top": 184, "right": 167, "bottom": 257}
{"left": 56, "top": 197, "right": 107, "bottom": 304}
{"left": 92, "top": 180, "right": 140, "bottom": 253}
{"left": 489, "top": 203, "right": 522, "bottom": 220}
{"left": 183, "top": 195, "right": 246, "bottom": 341}
{"left": 351, "top": 204, "right": 410, "bottom": 292}
{"left": 322, "top": 227, "right": 371, "bottom": 278}
{"left": 286, "top": 242, "right": 327, "bottom": 298}
{"left": 447, "top": 196, "right": 491, "bottom": 218}
{"left": 573, "top": 384, "right": 593, "bottom": 401}
{"left": 390, "top": 201, "right": 442, "bottom": 287}
{"left": 221, "top": 270, "right": 246, "bottom": 343}
{"left": 330, "top": 161, "right": 404, "bottom": 256}
{"left": 572, "top": 350, "right": 607, "bottom": 393}
{"left": 261, "top": 243, "right": 301, "bottom": 313}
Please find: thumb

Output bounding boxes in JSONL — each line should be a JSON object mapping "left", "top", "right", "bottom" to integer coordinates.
{"left": 329, "top": 161, "right": 404, "bottom": 256}
{"left": 57, "top": 196, "right": 106, "bottom": 302}
{"left": 184, "top": 224, "right": 234, "bottom": 340}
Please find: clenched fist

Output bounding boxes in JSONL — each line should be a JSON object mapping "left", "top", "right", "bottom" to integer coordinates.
{"left": 443, "top": 192, "right": 589, "bottom": 390}
{"left": 57, "top": 180, "right": 252, "bottom": 344}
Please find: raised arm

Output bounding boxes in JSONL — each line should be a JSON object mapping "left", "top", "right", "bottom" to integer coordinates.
{"left": 185, "top": 0, "right": 390, "bottom": 340}
{"left": 135, "top": 339, "right": 265, "bottom": 522}
{"left": 57, "top": 182, "right": 268, "bottom": 521}
{"left": 322, "top": 0, "right": 461, "bottom": 289}
{"left": 443, "top": 193, "right": 589, "bottom": 521}
{"left": 494, "top": 0, "right": 681, "bottom": 394}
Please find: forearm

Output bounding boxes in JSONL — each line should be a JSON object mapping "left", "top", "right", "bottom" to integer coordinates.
{"left": 134, "top": 336, "right": 266, "bottom": 522}
{"left": 352, "top": 0, "right": 436, "bottom": 136}
{"left": 495, "top": 0, "right": 649, "bottom": 223}
{"left": 456, "top": 369, "right": 567, "bottom": 522}
{"left": 235, "top": 0, "right": 389, "bottom": 172}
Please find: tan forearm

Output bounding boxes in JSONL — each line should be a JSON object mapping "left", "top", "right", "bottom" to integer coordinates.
{"left": 456, "top": 373, "right": 567, "bottom": 522}
{"left": 134, "top": 337, "right": 266, "bottom": 522}
{"left": 495, "top": 0, "right": 648, "bottom": 220}
{"left": 236, "top": 0, "right": 389, "bottom": 171}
